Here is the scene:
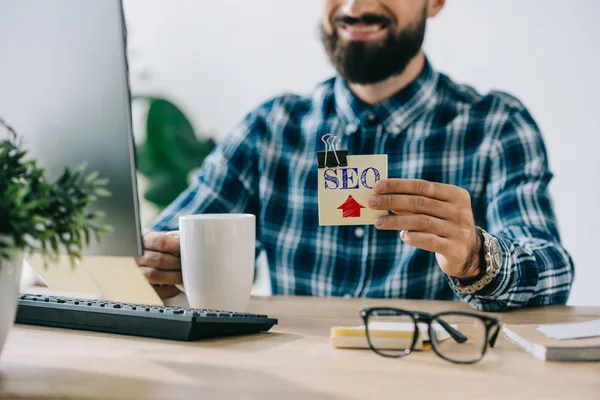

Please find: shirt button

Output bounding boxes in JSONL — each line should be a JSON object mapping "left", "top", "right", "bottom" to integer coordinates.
{"left": 354, "top": 227, "right": 365, "bottom": 238}
{"left": 366, "top": 113, "right": 378, "bottom": 123}
{"left": 389, "top": 126, "right": 401, "bottom": 135}
{"left": 345, "top": 124, "right": 358, "bottom": 134}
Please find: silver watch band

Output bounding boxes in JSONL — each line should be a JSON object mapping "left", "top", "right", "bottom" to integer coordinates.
{"left": 450, "top": 227, "right": 502, "bottom": 294}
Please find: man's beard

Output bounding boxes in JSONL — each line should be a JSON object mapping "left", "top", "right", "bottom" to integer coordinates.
{"left": 320, "top": 11, "right": 427, "bottom": 85}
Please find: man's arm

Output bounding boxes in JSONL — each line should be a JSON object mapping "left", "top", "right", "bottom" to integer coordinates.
{"left": 368, "top": 106, "right": 574, "bottom": 311}
{"left": 151, "top": 112, "right": 261, "bottom": 231}
{"left": 455, "top": 108, "right": 574, "bottom": 311}
{"left": 136, "top": 111, "right": 263, "bottom": 298}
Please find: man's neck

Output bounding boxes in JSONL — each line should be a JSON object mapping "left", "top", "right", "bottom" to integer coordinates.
{"left": 348, "top": 51, "right": 426, "bottom": 106}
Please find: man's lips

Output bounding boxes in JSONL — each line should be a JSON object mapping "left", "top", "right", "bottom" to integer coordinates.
{"left": 337, "top": 22, "right": 388, "bottom": 41}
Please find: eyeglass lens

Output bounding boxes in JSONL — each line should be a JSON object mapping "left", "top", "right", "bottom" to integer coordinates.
{"left": 365, "top": 309, "right": 416, "bottom": 357}
{"left": 431, "top": 313, "right": 488, "bottom": 363}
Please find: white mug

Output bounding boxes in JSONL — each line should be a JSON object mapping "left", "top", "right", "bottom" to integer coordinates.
{"left": 168, "top": 213, "right": 256, "bottom": 312}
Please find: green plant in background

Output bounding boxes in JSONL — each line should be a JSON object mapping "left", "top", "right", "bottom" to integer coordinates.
{"left": 0, "top": 118, "right": 113, "bottom": 267}
{"left": 135, "top": 97, "right": 216, "bottom": 210}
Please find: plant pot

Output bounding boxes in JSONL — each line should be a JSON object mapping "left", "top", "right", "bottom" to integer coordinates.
{"left": 0, "top": 239, "right": 23, "bottom": 359}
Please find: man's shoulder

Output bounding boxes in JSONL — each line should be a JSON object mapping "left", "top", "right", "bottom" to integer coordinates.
{"left": 437, "top": 73, "right": 543, "bottom": 148}
{"left": 247, "top": 78, "right": 337, "bottom": 123}
{"left": 437, "top": 73, "right": 530, "bottom": 117}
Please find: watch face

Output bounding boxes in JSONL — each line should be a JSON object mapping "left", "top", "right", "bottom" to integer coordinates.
{"left": 491, "top": 238, "right": 502, "bottom": 266}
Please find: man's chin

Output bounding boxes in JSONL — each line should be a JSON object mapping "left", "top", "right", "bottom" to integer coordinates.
{"left": 320, "top": 20, "right": 426, "bottom": 85}
{"left": 343, "top": 72, "right": 395, "bottom": 86}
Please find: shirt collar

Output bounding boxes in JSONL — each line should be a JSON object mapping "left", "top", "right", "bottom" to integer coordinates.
{"left": 333, "top": 57, "right": 439, "bottom": 136}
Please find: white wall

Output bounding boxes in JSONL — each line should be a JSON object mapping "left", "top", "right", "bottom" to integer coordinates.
{"left": 123, "top": 0, "right": 600, "bottom": 306}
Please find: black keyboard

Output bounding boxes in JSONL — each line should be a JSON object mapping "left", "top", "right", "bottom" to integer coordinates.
{"left": 16, "top": 294, "right": 278, "bottom": 341}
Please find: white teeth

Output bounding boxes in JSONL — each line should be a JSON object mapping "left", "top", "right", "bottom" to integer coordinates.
{"left": 346, "top": 25, "right": 382, "bottom": 33}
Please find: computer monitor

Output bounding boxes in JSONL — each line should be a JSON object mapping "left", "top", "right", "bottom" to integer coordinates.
{"left": 0, "top": 0, "right": 142, "bottom": 257}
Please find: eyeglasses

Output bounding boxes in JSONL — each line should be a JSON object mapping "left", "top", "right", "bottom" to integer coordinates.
{"left": 360, "top": 307, "right": 502, "bottom": 364}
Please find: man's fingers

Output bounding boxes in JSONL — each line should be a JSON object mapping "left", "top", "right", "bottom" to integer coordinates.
{"left": 135, "top": 250, "right": 181, "bottom": 270}
{"left": 399, "top": 231, "right": 451, "bottom": 254}
{"left": 142, "top": 231, "right": 180, "bottom": 254}
{"left": 374, "top": 179, "right": 470, "bottom": 203}
{"left": 139, "top": 267, "right": 183, "bottom": 285}
{"left": 375, "top": 214, "right": 453, "bottom": 237}
{"left": 152, "top": 285, "right": 182, "bottom": 300}
{"left": 368, "top": 194, "right": 456, "bottom": 220}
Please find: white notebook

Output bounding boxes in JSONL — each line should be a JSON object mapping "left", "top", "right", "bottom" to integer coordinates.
{"left": 503, "top": 323, "right": 600, "bottom": 361}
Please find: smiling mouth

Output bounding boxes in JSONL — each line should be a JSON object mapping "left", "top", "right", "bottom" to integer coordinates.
{"left": 337, "top": 22, "right": 389, "bottom": 41}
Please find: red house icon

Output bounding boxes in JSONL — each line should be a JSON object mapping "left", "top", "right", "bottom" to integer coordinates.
{"left": 337, "top": 195, "right": 366, "bottom": 218}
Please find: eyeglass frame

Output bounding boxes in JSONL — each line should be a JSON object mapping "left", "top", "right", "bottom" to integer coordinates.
{"left": 360, "top": 307, "right": 502, "bottom": 364}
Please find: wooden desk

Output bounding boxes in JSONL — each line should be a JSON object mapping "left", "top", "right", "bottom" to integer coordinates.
{"left": 1, "top": 296, "right": 599, "bottom": 399}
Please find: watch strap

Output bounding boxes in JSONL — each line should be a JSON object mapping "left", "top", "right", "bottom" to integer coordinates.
{"left": 450, "top": 227, "right": 501, "bottom": 295}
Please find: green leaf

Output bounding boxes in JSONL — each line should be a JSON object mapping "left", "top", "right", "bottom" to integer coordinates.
{"left": 94, "top": 188, "right": 111, "bottom": 197}
{"left": 146, "top": 98, "right": 197, "bottom": 171}
{"left": 83, "top": 228, "right": 90, "bottom": 246}
{"left": 143, "top": 173, "right": 189, "bottom": 209}
{"left": 72, "top": 162, "right": 88, "bottom": 176}
{"left": 100, "top": 225, "right": 113, "bottom": 234}
{"left": 50, "top": 237, "right": 58, "bottom": 254}
{"left": 93, "top": 178, "right": 109, "bottom": 186}
{"left": 84, "top": 171, "right": 99, "bottom": 183}
{"left": 87, "top": 211, "right": 106, "bottom": 220}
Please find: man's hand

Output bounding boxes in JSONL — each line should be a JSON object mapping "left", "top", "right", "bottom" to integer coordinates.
{"left": 135, "top": 230, "right": 183, "bottom": 299}
{"left": 368, "top": 179, "right": 481, "bottom": 280}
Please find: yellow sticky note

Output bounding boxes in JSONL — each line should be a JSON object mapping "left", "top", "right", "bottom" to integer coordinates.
{"left": 25, "top": 254, "right": 100, "bottom": 294}
{"left": 318, "top": 154, "right": 388, "bottom": 226}
{"left": 78, "top": 256, "right": 163, "bottom": 305}
{"left": 24, "top": 254, "right": 163, "bottom": 306}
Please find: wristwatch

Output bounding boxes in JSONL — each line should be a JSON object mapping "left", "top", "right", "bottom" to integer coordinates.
{"left": 450, "top": 227, "right": 503, "bottom": 294}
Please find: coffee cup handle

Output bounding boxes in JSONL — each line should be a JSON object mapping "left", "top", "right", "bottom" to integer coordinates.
{"left": 166, "top": 230, "right": 185, "bottom": 294}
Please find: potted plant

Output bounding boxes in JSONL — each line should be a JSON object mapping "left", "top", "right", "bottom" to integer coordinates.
{"left": 0, "top": 118, "right": 112, "bottom": 358}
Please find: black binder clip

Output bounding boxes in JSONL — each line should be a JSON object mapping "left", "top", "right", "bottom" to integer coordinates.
{"left": 317, "top": 134, "right": 347, "bottom": 168}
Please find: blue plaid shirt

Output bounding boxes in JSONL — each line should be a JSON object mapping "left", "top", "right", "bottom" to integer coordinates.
{"left": 152, "top": 59, "right": 574, "bottom": 311}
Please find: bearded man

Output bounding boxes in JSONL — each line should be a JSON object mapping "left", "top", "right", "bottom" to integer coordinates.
{"left": 136, "top": 0, "right": 574, "bottom": 311}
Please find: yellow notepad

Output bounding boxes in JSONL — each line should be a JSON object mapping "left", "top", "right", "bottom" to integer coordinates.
{"left": 331, "top": 322, "right": 455, "bottom": 351}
